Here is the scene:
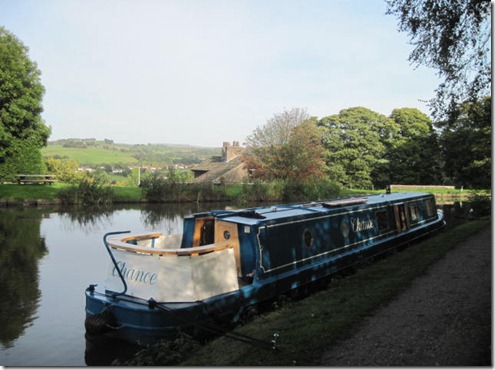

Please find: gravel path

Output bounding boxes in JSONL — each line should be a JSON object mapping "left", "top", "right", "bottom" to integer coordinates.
{"left": 321, "top": 225, "right": 492, "bottom": 366}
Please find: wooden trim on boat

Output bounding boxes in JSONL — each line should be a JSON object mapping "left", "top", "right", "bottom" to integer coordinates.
{"left": 121, "top": 232, "right": 163, "bottom": 243}
{"left": 108, "top": 235, "right": 234, "bottom": 256}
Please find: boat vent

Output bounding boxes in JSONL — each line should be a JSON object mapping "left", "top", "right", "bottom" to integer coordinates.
{"left": 301, "top": 202, "right": 322, "bottom": 207}
{"left": 237, "top": 210, "right": 266, "bottom": 219}
{"left": 322, "top": 198, "right": 368, "bottom": 207}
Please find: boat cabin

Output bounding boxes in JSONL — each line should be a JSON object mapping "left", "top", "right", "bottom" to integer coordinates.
{"left": 104, "top": 192, "right": 442, "bottom": 303}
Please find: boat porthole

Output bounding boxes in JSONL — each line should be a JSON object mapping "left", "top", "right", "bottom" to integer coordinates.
{"left": 223, "top": 230, "right": 231, "bottom": 240}
{"left": 303, "top": 229, "right": 313, "bottom": 248}
{"left": 340, "top": 221, "right": 350, "bottom": 238}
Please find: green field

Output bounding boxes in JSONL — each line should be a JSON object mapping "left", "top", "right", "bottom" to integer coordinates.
{"left": 41, "top": 140, "right": 220, "bottom": 166}
{"left": 42, "top": 145, "right": 140, "bottom": 165}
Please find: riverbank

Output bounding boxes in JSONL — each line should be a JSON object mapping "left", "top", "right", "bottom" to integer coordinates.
{"left": 0, "top": 183, "right": 472, "bottom": 207}
{"left": 112, "top": 218, "right": 490, "bottom": 366}
{"left": 0, "top": 184, "right": 144, "bottom": 207}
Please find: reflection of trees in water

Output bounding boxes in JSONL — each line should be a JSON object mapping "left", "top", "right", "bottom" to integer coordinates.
{"left": 0, "top": 208, "right": 47, "bottom": 348}
{"left": 57, "top": 205, "right": 115, "bottom": 235}
{"left": 140, "top": 202, "right": 240, "bottom": 233}
{"left": 140, "top": 204, "right": 196, "bottom": 233}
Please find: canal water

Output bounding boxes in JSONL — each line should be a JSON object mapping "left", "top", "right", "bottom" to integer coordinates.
{"left": 0, "top": 201, "right": 472, "bottom": 366}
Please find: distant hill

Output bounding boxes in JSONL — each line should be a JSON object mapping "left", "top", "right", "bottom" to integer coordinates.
{"left": 42, "top": 139, "right": 220, "bottom": 166}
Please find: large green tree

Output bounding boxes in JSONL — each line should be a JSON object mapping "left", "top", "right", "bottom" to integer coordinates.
{"left": 0, "top": 27, "right": 50, "bottom": 180}
{"left": 439, "top": 96, "right": 491, "bottom": 189}
{"left": 385, "top": 108, "right": 443, "bottom": 185}
{"left": 318, "top": 107, "right": 397, "bottom": 189}
{"left": 386, "top": 0, "right": 491, "bottom": 122}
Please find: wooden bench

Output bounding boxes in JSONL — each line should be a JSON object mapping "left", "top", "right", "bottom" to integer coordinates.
{"left": 17, "top": 174, "right": 57, "bottom": 185}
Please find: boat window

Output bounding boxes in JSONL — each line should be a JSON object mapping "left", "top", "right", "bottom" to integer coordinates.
{"left": 408, "top": 203, "right": 419, "bottom": 222}
{"left": 376, "top": 209, "right": 390, "bottom": 231}
{"left": 303, "top": 229, "right": 313, "bottom": 248}
{"left": 395, "top": 204, "right": 409, "bottom": 232}
{"left": 425, "top": 199, "right": 435, "bottom": 218}
{"left": 200, "top": 219, "right": 215, "bottom": 245}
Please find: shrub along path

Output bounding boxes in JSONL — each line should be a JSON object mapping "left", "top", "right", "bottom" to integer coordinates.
{"left": 320, "top": 225, "right": 492, "bottom": 366}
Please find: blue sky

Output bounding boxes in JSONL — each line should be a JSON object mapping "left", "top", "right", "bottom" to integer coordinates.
{"left": 1, "top": 0, "right": 440, "bottom": 147}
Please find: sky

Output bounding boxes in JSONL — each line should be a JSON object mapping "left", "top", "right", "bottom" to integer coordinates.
{"left": 0, "top": 0, "right": 441, "bottom": 147}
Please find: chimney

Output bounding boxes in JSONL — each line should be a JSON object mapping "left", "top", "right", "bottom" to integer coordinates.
{"left": 222, "top": 140, "right": 242, "bottom": 162}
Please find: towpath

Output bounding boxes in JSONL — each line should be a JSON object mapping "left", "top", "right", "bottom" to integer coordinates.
{"left": 321, "top": 225, "right": 492, "bottom": 366}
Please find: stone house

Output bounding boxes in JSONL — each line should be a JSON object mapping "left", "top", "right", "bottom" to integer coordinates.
{"left": 191, "top": 141, "right": 248, "bottom": 184}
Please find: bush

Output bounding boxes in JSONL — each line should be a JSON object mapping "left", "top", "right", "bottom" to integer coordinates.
{"left": 240, "top": 180, "right": 285, "bottom": 203}
{"left": 467, "top": 191, "right": 491, "bottom": 217}
{"left": 283, "top": 179, "right": 341, "bottom": 202}
{"left": 45, "top": 157, "right": 82, "bottom": 184}
{"left": 58, "top": 178, "right": 115, "bottom": 206}
{"left": 140, "top": 172, "right": 186, "bottom": 202}
{"left": 239, "top": 179, "right": 341, "bottom": 204}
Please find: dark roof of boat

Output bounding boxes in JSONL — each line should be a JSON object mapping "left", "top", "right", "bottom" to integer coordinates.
{"left": 213, "top": 192, "right": 435, "bottom": 226}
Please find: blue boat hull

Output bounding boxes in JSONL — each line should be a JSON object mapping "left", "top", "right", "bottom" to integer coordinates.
{"left": 85, "top": 288, "right": 246, "bottom": 345}
{"left": 86, "top": 214, "right": 445, "bottom": 345}
{"left": 85, "top": 193, "right": 445, "bottom": 345}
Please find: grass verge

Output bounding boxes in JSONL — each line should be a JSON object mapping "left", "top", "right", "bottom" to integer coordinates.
{"left": 0, "top": 183, "right": 67, "bottom": 200}
{"left": 0, "top": 184, "right": 144, "bottom": 203}
{"left": 175, "top": 219, "right": 490, "bottom": 366}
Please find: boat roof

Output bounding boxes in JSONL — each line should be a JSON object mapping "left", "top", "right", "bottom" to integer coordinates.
{"left": 208, "top": 192, "right": 435, "bottom": 226}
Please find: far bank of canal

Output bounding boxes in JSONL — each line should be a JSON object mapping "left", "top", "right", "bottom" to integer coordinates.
{"left": 0, "top": 183, "right": 474, "bottom": 208}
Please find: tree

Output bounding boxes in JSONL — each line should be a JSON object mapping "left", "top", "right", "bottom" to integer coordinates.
{"left": 385, "top": 108, "right": 443, "bottom": 185}
{"left": 281, "top": 119, "right": 326, "bottom": 182}
{"left": 45, "top": 157, "right": 81, "bottom": 184}
{"left": 386, "top": 0, "right": 491, "bottom": 121}
{"left": 318, "top": 107, "right": 397, "bottom": 189}
{"left": 0, "top": 27, "right": 50, "bottom": 180}
{"left": 439, "top": 96, "right": 491, "bottom": 189}
{"left": 244, "top": 107, "right": 310, "bottom": 181}
{"left": 245, "top": 107, "right": 310, "bottom": 148}
{"left": 244, "top": 111, "right": 326, "bottom": 182}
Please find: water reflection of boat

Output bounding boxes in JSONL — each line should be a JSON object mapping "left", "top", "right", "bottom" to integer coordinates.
{"left": 85, "top": 191, "right": 445, "bottom": 345}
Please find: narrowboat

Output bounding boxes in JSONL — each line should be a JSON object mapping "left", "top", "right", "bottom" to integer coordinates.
{"left": 85, "top": 191, "right": 445, "bottom": 345}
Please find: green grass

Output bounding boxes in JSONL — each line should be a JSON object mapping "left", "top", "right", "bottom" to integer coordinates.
{"left": 391, "top": 187, "right": 464, "bottom": 194}
{"left": 0, "top": 184, "right": 144, "bottom": 203}
{"left": 113, "top": 187, "right": 144, "bottom": 202}
{"left": 176, "top": 219, "right": 490, "bottom": 366}
{"left": 0, "top": 183, "right": 67, "bottom": 200}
